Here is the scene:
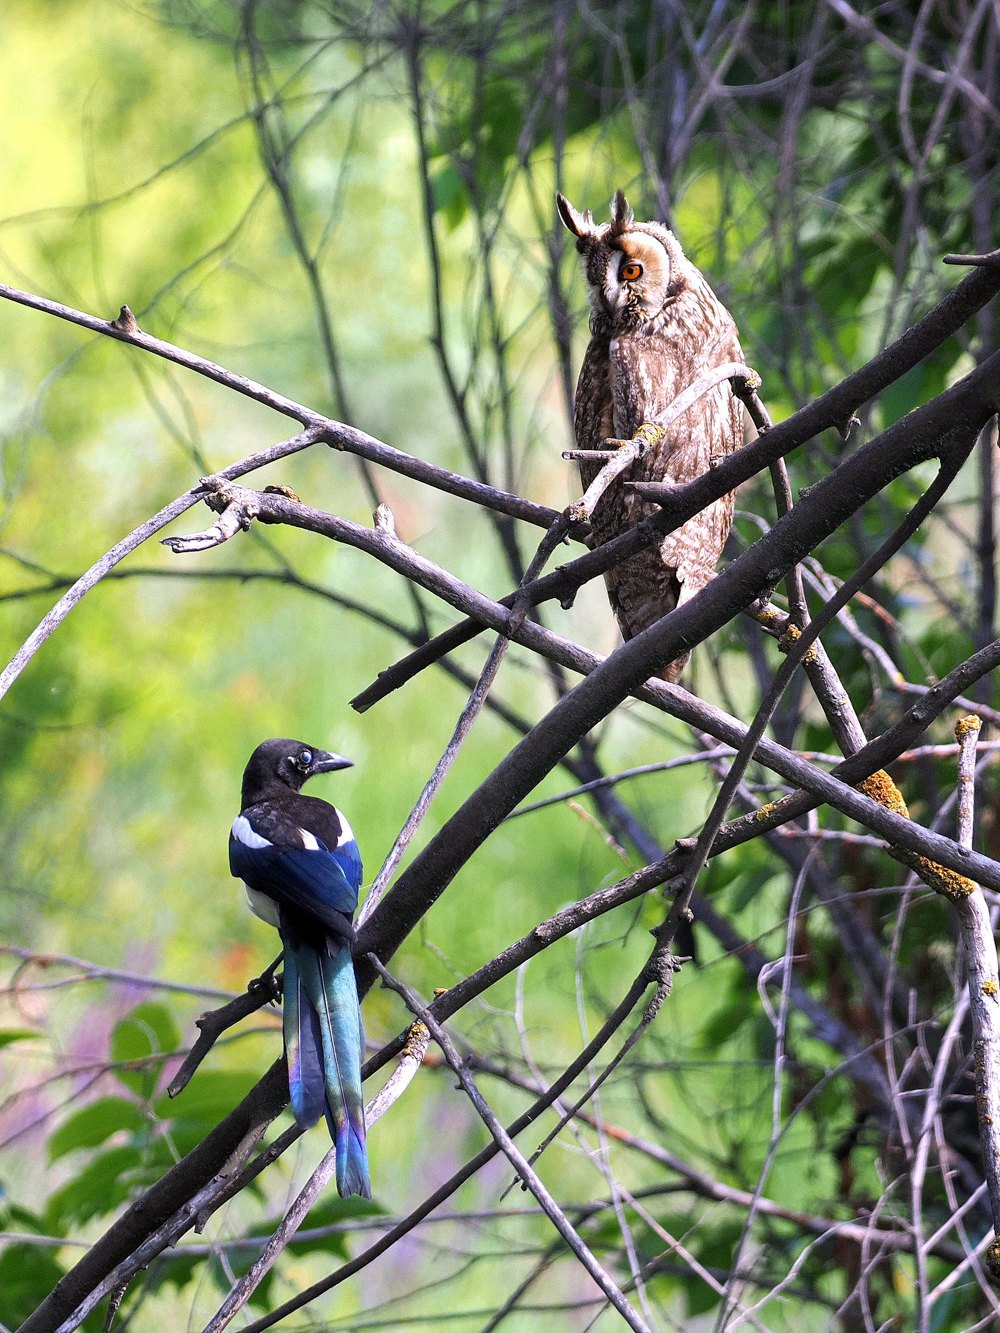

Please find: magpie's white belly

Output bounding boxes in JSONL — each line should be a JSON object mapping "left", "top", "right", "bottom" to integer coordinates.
{"left": 245, "top": 884, "right": 281, "bottom": 928}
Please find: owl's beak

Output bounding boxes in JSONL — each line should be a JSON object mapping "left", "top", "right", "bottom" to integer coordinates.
{"left": 595, "top": 286, "right": 618, "bottom": 317}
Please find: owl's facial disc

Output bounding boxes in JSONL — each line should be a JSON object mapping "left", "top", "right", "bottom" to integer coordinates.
{"left": 599, "top": 235, "right": 670, "bottom": 325}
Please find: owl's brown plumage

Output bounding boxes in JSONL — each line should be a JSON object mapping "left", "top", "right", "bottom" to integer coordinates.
{"left": 558, "top": 190, "right": 745, "bottom": 682}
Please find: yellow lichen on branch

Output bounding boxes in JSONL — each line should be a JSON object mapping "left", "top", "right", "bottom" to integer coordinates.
{"left": 856, "top": 769, "right": 976, "bottom": 901}
{"left": 856, "top": 768, "right": 910, "bottom": 817}
{"left": 776, "top": 620, "right": 820, "bottom": 665}
{"left": 956, "top": 713, "right": 982, "bottom": 741}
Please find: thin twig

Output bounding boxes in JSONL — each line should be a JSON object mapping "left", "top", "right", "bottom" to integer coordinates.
{"left": 166, "top": 978, "right": 280, "bottom": 1100}
{"left": 947, "top": 715, "right": 1000, "bottom": 1277}
{"left": 0, "top": 282, "right": 561, "bottom": 529}
{"left": 359, "top": 512, "right": 573, "bottom": 926}
{"left": 0, "top": 947, "right": 232, "bottom": 1001}
{"left": 567, "top": 362, "right": 755, "bottom": 522}
{"left": 234, "top": 963, "right": 659, "bottom": 1333}
{"left": 366, "top": 955, "right": 653, "bottom": 1333}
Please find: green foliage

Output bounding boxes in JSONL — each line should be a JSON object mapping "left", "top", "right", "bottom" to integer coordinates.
{"left": 111, "top": 1002, "right": 181, "bottom": 1097}
{"left": 0, "top": 1028, "right": 37, "bottom": 1049}
{"left": 48, "top": 1096, "right": 149, "bottom": 1162}
{"left": 0, "top": 1240, "right": 67, "bottom": 1328}
{"left": 46, "top": 1144, "right": 157, "bottom": 1230}
{"left": 0, "top": 1, "right": 995, "bottom": 1329}
{"left": 153, "top": 1071, "right": 262, "bottom": 1153}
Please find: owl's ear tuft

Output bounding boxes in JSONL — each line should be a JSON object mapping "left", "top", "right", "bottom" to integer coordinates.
{"left": 556, "top": 193, "right": 596, "bottom": 240}
{"left": 609, "top": 190, "right": 634, "bottom": 236}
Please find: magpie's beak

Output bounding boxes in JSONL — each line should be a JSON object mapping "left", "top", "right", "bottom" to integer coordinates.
{"left": 312, "top": 750, "right": 354, "bottom": 775}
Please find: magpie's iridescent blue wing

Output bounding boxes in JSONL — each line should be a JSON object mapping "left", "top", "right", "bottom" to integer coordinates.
{"left": 229, "top": 838, "right": 359, "bottom": 931}
{"left": 330, "top": 837, "right": 363, "bottom": 896}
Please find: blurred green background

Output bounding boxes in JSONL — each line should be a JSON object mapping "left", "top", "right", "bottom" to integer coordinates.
{"left": 1, "top": 1, "right": 996, "bottom": 1329}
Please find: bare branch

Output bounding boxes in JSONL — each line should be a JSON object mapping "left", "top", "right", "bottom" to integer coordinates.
{"left": 948, "top": 714, "right": 1000, "bottom": 1277}
{"left": 366, "top": 955, "right": 653, "bottom": 1333}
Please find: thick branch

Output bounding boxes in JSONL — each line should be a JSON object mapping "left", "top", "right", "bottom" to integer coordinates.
{"left": 357, "top": 353, "right": 1000, "bottom": 978}
{"left": 353, "top": 253, "right": 1000, "bottom": 708}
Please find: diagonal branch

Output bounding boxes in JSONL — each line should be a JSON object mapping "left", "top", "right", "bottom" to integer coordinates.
{"left": 365, "top": 954, "right": 653, "bottom": 1333}
{"left": 352, "top": 252, "right": 1000, "bottom": 709}
{"left": 358, "top": 353, "right": 1000, "bottom": 977}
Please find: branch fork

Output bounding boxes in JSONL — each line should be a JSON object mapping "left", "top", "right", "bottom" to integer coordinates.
{"left": 160, "top": 480, "right": 301, "bottom": 554}
{"left": 564, "top": 363, "right": 760, "bottom": 523}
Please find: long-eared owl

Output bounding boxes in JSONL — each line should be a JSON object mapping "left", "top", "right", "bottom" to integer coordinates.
{"left": 558, "top": 190, "right": 746, "bottom": 682}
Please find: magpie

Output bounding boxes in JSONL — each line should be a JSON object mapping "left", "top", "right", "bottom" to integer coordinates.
{"left": 230, "top": 737, "right": 371, "bottom": 1199}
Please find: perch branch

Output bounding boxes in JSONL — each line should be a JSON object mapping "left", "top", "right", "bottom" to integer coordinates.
{"left": 564, "top": 362, "right": 755, "bottom": 523}
{"left": 353, "top": 247, "right": 1000, "bottom": 711}
{"left": 29, "top": 617, "right": 998, "bottom": 1333}
{"left": 0, "top": 281, "right": 562, "bottom": 529}
{"left": 944, "top": 252, "right": 1000, "bottom": 267}
{"left": 234, "top": 964, "right": 660, "bottom": 1333}
{"left": 166, "top": 472, "right": 1000, "bottom": 891}
{"left": 198, "top": 1021, "right": 428, "bottom": 1333}
{"left": 356, "top": 356, "right": 1000, "bottom": 980}
{"left": 166, "top": 957, "right": 282, "bottom": 1100}
{"left": 48, "top": 1122, "right": 272, "bottom": 1333}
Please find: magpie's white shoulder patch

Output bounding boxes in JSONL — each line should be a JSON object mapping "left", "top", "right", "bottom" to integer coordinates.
{"left": 334, "top": 810, "right": 355, "bottom": 849}
{"left": 296, "top": 827, "right": 322, "bottom": 851}
{"left": 232, "top": 815, "right": 271, "bottom": 850}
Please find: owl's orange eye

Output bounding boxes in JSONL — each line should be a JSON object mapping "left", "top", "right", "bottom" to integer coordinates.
{"left": 620, "top": 260, "right": 643, "bottom": 281}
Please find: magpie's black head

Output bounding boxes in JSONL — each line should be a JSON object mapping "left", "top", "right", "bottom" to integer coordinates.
{"left": 241, "top": 737, "right": 353, "bottom": 803}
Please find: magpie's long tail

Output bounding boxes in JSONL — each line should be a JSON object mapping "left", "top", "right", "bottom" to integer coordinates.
{"left": 283, "top": 937, "right": 371, "bottom": 1199}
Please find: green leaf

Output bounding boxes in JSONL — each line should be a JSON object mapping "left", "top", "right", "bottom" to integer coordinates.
{"left": 431, "top": 162, "right": 468, "bottom": 229}
{"left": 0, "top": 1028, "right": 38, "bottom": 1048}
{"left": 0, "top": 1243, "right": 66, "bottom": 1327}
{"left": 155, "top": 1070, "right": 259, "bottom": 1121}
{"left": 141, "top": 1249, "right": 201, "bottom": 1297}
{"left": 699, "top": 974, "right": 756, "bottom": 1052}
{"left": 0, "top": 1195, "right": 52, "bottom": 1233}
{"left": 154, "top": 1071, "right": 260, "bottom": 1154}
{"left": 111, "top": 1001, "right": 180, "bottom": 1096}
{"left": 45, "top": 1145, "right": 147, "bottom": 1229}
{"left": 49, "top": 1096, "right": 148, "bottom": 1162}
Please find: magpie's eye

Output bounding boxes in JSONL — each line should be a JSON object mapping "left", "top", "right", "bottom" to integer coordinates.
{"left": 620, "top": 260, "right": 643, "bottom": 281}
{"left": 297, "top": 749, "right": 313, "bottom": 768}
